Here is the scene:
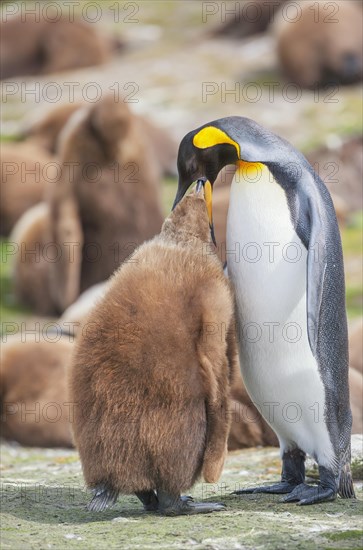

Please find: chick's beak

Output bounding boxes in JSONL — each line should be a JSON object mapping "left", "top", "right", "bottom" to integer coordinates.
{"left": 174, "top": 177, "right": 216, "bottom": 246}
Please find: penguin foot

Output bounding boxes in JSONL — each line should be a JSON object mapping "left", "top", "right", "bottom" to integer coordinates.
{"left": 157, "top": 490, "right": 225, "bottom": 516}
{"left": 233, "top": 449, "right": 306, "bottom": 497}
{"left": 161, "top": 500, "right": 226, "bottom": 516}
{"left": 135, "top": 490, "right": 159, "bottom": 511}
{"left": 135, "top": 492, "right": 194, "bottom": 512}
{"left": 282, "top": 483, "right": 336, "bottom": 505}
{"left": 232, "top": 481, "right": 298, "bottom": 495}
{"left": 87, "top": 484, "right": 119, "bottom": 512}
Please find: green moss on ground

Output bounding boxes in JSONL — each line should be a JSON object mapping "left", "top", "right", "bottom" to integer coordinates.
{"left": 324, "top": 530, "right": 362, "bottom": 541}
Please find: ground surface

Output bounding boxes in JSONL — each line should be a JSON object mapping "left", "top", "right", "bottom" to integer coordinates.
{"left": 1, "top": 444, "right": 362, "bottom": 550}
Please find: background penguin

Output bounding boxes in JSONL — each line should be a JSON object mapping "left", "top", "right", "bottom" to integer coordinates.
{"left": 0, "top": 142, "right": 52, "bottom": 236}
{"left": 23, "top": 102, "right": 177, "bottom": 177}
{"left": 69, "top": 185, "right": 236, "bottom": 515}
{"left": 22, "top": 103, "right": 81, "bottom": 155}
{"left": 273, "top": 0, "right": 363, "bottom": 88}
{"left": 306, "top": 136, "right": 363, "bottom": 219}
{"left": 49, "top": 95, "right": 163, "bottom": 311}
{"left": 0, "top": 336, "right": 74, "bottom": 448}
{"left": 349, "top": 368, "right": 363, "bottom": 434}
{"left": 11, "top": 96, "right": 164, "bottom": 315}
{"left": 349, "top": 318, "right": 363, "bottom": 375}
{"left": 10, "top": 202, "right": 55, "bottom": 315}
{"left": 210, "top": 0, "right": 287, "bottom": 39}
{"left": 228, "top": 367, "right": 278, "bottom": 450}
{"left": 173, "top": 116, "right": 355, "bottom": 505}
{"left": 0, "top": 13, "right": 116, "bottom": 80}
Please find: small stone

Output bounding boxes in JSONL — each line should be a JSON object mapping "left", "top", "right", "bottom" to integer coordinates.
{"left": 112, "top": 516, "right": 136, "bottom": 523}
{"left": 64, "top": 534, "right": 82, "bottom": 540}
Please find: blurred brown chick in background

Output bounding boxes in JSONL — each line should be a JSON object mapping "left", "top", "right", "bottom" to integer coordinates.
{"left": 0, "top": 142, "right": 52, "bottom": 236}
{"left": 0, "top": 11, "right": 119, "bottom": 80}
{"left": 0, "top": 336, "right": 74, "bottom": 448}
{"left": 273, "top": 0, "right": 363, "bottom": 88}
{"left": 11, "top": 96, "right": 165, "bottom": 315}
{"left": 212, "top": 0, "right": 363, "bottom": 88}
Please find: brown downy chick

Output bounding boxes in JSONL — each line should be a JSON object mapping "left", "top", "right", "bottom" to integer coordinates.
{"left": 0, "top": 15, "right": 113, "bottom": 80}
{"left": 273, "top": 0, "right": 363, "bottom": 88}
{"left": 0, "top": 142, "right": 52, "bottom": 236}
{"left": 23, "top": 102, "right": 177, "bottom": 175}
{"left": 12, "top": 96, "right": 164, "bottom": 315}
{"left": 349, "top": 318, "right": 363, "bottom": 375}
{"left": 10, "top": 203, "right": 56, "bottom": 315}
{"left": 70, "top": 185, "right": 235, "bottom": 515}
{"left": 210, "top": 0, "right": 287, "bottom": 39}
{"left": 23, "top": 103, "right": 82, "bottom": 155}
{"left": 49, "top": 95, "right": 164, "bottom": 312}
{"left": 0, "top": 336, "right": 74, "bottom": 448}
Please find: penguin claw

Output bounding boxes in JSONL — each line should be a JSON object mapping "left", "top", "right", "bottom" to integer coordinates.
{"left": 157, "top": 491, "right": 224, "bottom": 516}
{"left": 180, "top": 495, "right": 194, "bottom": 503}
{"left": 160, "top": 500, "right": 226, "bottom": 516}
{"left": 87, "top": 485, "right": 119, "bottom": 512}
{"left": 184, "top": 501, "right": 226, "bottom": 514}
{"left": 282, "top": 483, "right": 310, "bottom": 502}
{"left": 282, "top": 483, "right": 336, "bottom": 505}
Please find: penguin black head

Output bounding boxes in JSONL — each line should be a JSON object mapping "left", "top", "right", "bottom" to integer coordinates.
{"left": 173, "top": 116, "right": 302, "bottom": 214}
{"left": 173, "top": 124, "right": 240, "bottom": 210}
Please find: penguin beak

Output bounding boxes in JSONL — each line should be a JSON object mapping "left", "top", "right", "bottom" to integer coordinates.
{"left": 195, "top": 178, "right": 216, "bottom": 246}
{"left": 173, "top": 177, "right": 216, "bottom": 246}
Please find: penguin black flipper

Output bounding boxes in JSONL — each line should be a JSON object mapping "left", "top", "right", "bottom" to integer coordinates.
{"left": 305, "top": 194, "right": 327, "bottom": 358}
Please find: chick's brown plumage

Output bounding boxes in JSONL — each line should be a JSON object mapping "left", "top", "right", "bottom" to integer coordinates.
{"left": 70, "top": 192, "right": 236, "bottom": 505}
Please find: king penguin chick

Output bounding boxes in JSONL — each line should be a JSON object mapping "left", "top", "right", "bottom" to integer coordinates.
{"left": 22, "top": 103, "right": 82, "bottom": 155}
{"left": 23, "top": 102, "right": 177, "bottom": 177}
{"left": 349, "top": 318, "right": 363, "bottom": 375}
{"left": 70, "top": 185, "right": 236, "bottom": 515}
{"left": 0, "top": 142, "right": 52, "bottom": 236}
{"left": 49, "top": 95, "right": 164, "bottom": 311}
{"left": 0, "top": 13, "right": 113, "bottom": 80}
{"left": 174, "top": 116, "right": 355, "bottom": 505}
{"left": 11, "top": 96, "right": 164, "bottom": 315}
{"left": 273, "top": 0, "right": 363, "bottom": 88}
{"left": 0, "top": 336, "right": 74, "bottom": 448}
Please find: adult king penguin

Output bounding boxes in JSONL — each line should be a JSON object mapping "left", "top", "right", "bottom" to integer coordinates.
{"left": 173, "top": 117, "right": 355, "bottom": 505}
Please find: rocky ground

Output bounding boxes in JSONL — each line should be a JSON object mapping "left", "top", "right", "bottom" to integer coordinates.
{"left": 1, "top": 443, "right": 362, "bottom": 550}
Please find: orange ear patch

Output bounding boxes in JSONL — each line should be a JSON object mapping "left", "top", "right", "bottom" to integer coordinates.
{"left": 236, "top": 160, "right": 266, "bottom": 180}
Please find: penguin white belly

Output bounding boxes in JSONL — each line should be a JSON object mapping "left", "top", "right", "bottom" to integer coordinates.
{"left": 226, "top": 165, "right": 335, "bottom": 466}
